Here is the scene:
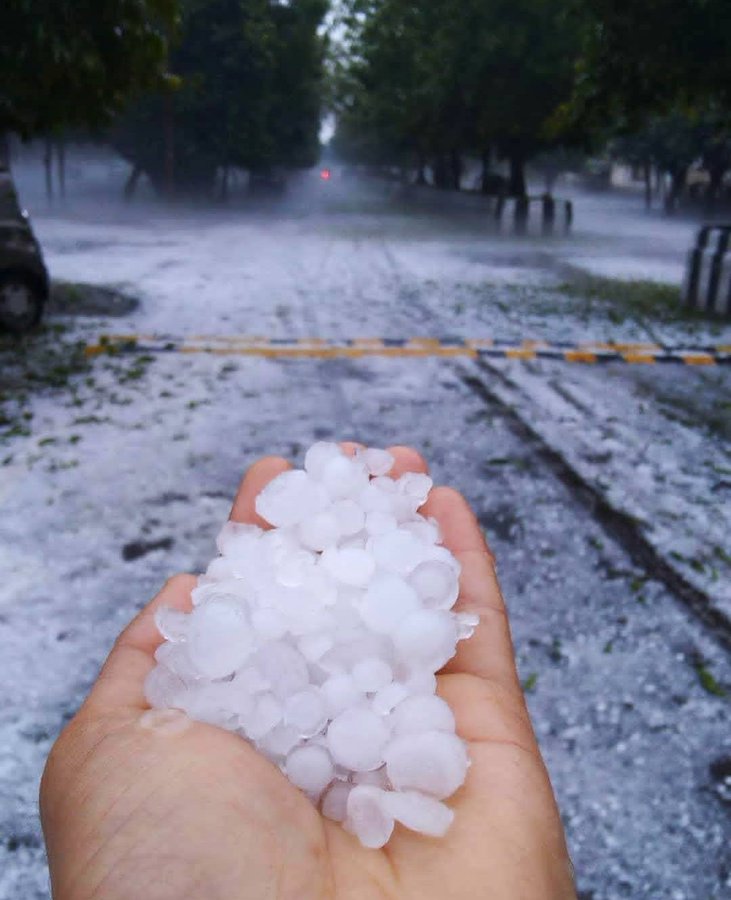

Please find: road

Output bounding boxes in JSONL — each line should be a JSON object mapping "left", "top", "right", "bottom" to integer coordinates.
{"left": 1, "top": 169, "right": 730, "bottom": 899}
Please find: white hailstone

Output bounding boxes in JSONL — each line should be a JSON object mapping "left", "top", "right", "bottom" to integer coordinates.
{"left": 408, "top": 560, "right": 460, "bottom": 610}
{"left": 298, "top": 510, "right": 341, "bottom": 552}
{"left": 304, "top": 441, "right": 343, "bottom": 480}
{"left": 381, "top": 791, "right": 454, "bottom": 838}
{"left": 144, "top": 665, "right": 185, "bottom": 708}
{"left": 384, "top": 731, "right": 469, "bottom": 799}
{"left": 320, "top": 455, "right": 370, "bottom": 499}
{"left": 352, "top": 658, "right": 393, "bottom": 693}
{"left": 154, "top": 606, "right": 189, "bottom": 643}
{"left": 321, "top": 547, "right": 375, "bottom": 587}
{"left": 286, "top": 745, "right": 335, "bottom": 796}
{"left": 146, "top": 442, "right": 475, "bottom": 849}
{"left": 358, "top": 448, "right": 395, "bottom": 477}
{"left": 370, "top": 530, "right": 426, "bottom": 575}
{"left": 321, "top": 673, "right": 363, "bottom": 717}
{"left": 321, "top": 781, "right": 353, "bottom": 822}
{"left": 359, "top": 574, "right": 420, "bottom": 633}
{"left": 393, "top": 610, "right": 459, "bottom": 671}
{"left": 256, "top": 642, "right": 309, "bottom": 699}
{"left": 344, "top": 786, "right": 394, "bottom": 849}
{"left": 327, "top": 708, "right": 390, "bottom": 771}
{"left": 371, "top": 681, "right": 410, "bottom": 715}
{"left": 256, "top": 469, "right": 328, "bottom": 527}
{"left": 187, "top": 600, "right": 253, "bottom": 679}
{"left": 331, "top": 498, "right": 365, "bottom": 536}
{"left": 390, "top": 694, "right": 455, "bottom": 736}
{"left": 284, "top": 688, "right": 328, "bottom": 737}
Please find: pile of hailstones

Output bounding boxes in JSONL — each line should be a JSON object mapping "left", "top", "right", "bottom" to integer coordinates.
{"left": 145, "top": 443, "right": 477, "bottom": 848}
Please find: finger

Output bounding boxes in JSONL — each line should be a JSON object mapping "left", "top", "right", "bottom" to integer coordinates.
{"left": 422, "top": 487, "right": 521, "bottom": 693}
{"left": 88, "top": 574, "right": 196, "bottom": 711}
{"left": 229, "top": 455, "right": 291, "bottom": 525}
{"left": 385, "top": 445, "right": 429, "bottom": 478}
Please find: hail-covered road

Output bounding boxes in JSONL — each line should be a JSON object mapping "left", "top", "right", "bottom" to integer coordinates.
{"left": 1, "top": 169, "right": 729, "bottom": 899}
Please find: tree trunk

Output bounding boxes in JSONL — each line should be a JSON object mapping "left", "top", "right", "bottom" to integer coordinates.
{"left": 124, "top": 165, "right": 143, "bottom": 200}
{"left": 433, "top": 155, "right": 449, "bottom": 189}
{"left": 43, "top": 138, "right": 54, "bottom": 201}
{"left": 56, "top": 138, "right": 66, "bottom": 199}
{"left": 449, "top": 149, "right": 462, "bottom": 191}
{"left": 415, "top": 154, "right": 427, "bottom": 186}
{"left": 480, "top": 149, "right": 491, "bottom": 194}
{"left": 508, "top": 148, "right": 527, "bottom": 198}
{"left": 163, "top": 92, "right": 175, "bottom": 198}
{"left": 643, "top": 160, "right": 652, "bottom": 210}
{"left": 664, "top": 167, "right": 687, "bottom": 215}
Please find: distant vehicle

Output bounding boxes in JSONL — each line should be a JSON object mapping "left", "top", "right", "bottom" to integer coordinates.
{"left": 0, "top": 168, "right": 49, "bottom": 332}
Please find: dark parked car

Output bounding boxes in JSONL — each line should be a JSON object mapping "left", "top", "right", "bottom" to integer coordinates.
{"left": 0, "top": 167, "right": 49, "bottom": 332}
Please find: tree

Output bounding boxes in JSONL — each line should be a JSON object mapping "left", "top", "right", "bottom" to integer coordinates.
{"left": 112, "top": 0, "right": 327, "bottom": 195}
{"left": 333, "top": 0, "right": 581, "bottom": 196}
{"left": 0, "top": 0, "right": 177, "bottom": 141}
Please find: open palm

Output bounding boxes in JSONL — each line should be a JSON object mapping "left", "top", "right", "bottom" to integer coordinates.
{"left": 41, "top": 447, "right": 576, "bottom": 900}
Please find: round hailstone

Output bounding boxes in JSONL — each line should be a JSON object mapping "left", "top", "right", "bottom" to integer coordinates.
{"left": 408, "top": 560, "right": 460, "bottom": 610}
{"left": 259, "top": 724, "right": 301, "bottom": 758}
{"left": 352, "top": 658, "right": 393, "bottom": 694}
{"left": 246, "top": 693, "right": 283, "bottom": 740}
{"left": 331, "top": 499, "right": 365, "bottom": 536}
{"left": 284, "top": 687, "right": 328, "bottom": 738}
{"left": 345, "top": 786, "right": 394, "bottom": 849}
{"left": 276, "top": 548, "right": 317, "bottom": 587}
{"left": 321, "top": 781, "right": 352, "bottom": 822}
{"left": 216, "top": 521, "right": 263, "bottom": 558}
{"left": 400, "top": 518, "right": 441, "bottom": 546}
{"left": 364, "top": 511, "right": 398, "bottom": 535}
{"left": 255, "top": 642, "right": 309, "bottom": 699}
{"left": 298, "top": 510, "right": 341, "bottom": 552}
{"left": 297, "top": 632, "right": 333, "bottom": 663}
{"left": 250, "top": 607, "right": 288, "bottom": 641}
{"left": 304, "top": 442, "right": 344, "bottom": 480}
{"left": 154, "top": 606, "right": 189, "bottom": 643}
{"left": 187, "top": 600, "right": 253, "bottom": 679}
{"left": 359, "top": 481, "right": 396, "bottom": 514}
{"left": 321, "top": 673, "right": 363, "bottom": 717}
{"left": 370, "top": 530, "right": 426, "bottom": 575}
{"left": 384, "top": 731, "right": 468, "bottom": 799}
{"left": 154, "top": 641, "right": 199, "bottom": 683}
{"left": 321, "top": 547, "right": 375, "bottom": 587}
{"left": 397, "top": 472, "right": 433, "bottom": 508}
{"left": 392, "top": 609, "right": 459, "bottom": 671}
{"left": 358, "top": 448, "right": 395, "bottom": 477}
{"left": 389, "top": 694, "right": 456, "bottom": 736}
{"left": 360, "top": 574, "right": 420, "bottom": 633}
{"left": 205, "top": 556, "right": 240, "bottom": 580}
{"left": 320, "top": 455, "right": 370, "bottom": 500}
{"left": 256, "top": 470, "right": 328, "bottom": 527}
{"left": 372, "top": 682, "right": 410, "bottom": 715}
{"left": 286, "top": 745, "right": 335, "bottom": 796}
{"left": 144, "top": 665, "right": 185, "bottom": 708}
{"left": 381, "top": 791, "right": 454, "bottom": 838}
{"left": 327, "top": 708, "right": 390, "bottom": 771}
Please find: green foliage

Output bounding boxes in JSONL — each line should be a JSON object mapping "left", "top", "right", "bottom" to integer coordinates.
{"left": 112, "top": 0, "right": 327, "bottom": 191}
{"left": 0, "top": 0, "right": 178, "bottom": 137}
{"left": 333, "top": 0, "right": 582, "bottom": 192}
{"left": 570, "top": 0, "right": 731, "bottom": 130}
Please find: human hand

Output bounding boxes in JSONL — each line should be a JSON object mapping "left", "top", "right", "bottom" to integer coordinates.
{"left": 40, "top": 446, "right": 576, "bottom": 899}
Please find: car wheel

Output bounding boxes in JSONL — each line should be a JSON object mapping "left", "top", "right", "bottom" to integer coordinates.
{"left": 0, "top": 273, "right": 45, "bottom": 333}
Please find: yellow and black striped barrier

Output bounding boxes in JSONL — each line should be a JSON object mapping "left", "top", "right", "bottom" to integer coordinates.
{"left": 85, "top": 335, "right": 731, "bottom": 366}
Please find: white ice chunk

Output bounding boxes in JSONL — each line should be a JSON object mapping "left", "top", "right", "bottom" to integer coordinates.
{"left": 331, "top": 498, "right": 365, "bottom": 536}
{"left": 144, "top": 665, "right": 185, "bottom": 708}
{"left": 385, "top": 731, "right": 468, "bottom": 798}
{"left": 286, "top": 745, "right": 335, "bottom": 796}
{"left": 298, "top": 633, "right": 333, "bottom": 662}
{"left": 320, "top": 455, "right": 370, "bottom": 499}
{"left": 298, "top": 509, "right": 341, "bottom": 552}
{"left": 408, "top": 560, "right": 460, "bottom": 610}
{"left": 372, "top": 681, "right": 410, "bottom": 715}
{"left": 251, "top": 607, "right": 288, "bottom": 641}
{"left": 256, "top": 642, "right": 309, "bottom": 699}
{"left": 381, "top": 791, "right": 454, "bottom": 837}
{"left": 259, "top": 724, "right": 301, "bottom": 757}
{"left": 352, "top": 657, "right": 393, "bottom": 693}
{"left": 393, "top": 610, "right": 458, "bottom": 671}
{"left": 456, "top": 611, "right": 480, "bottom": 640}
{"left": 246, "top": 693, "right": 283, "bottom": 739}
{"left": 327, "top": 708, "right": 390, "bottom": 771}
{"left": 321, "top": 547, "right": 376, "bottom": 587}
{"left": 321, "top": 673, "right": 363, "bottom": 717}
{"left": 390, "top": 694, "right": 455, "bottom": 736}
{"left": 364, "top": 510, "right": 398, "bottom": 535}
{"left": 187, "top": 599, "right": 253, "bottom": 679}
{"left": 154, "top": 641, "right": 199, "bottom": 683}
{"left": 154, "top": 606, "right": 189, "bottom": 643}
{"left": 358, "top": 448, "right": 395, "bottom": 477}
{"left": 396, "top": 472, "right": 433, "bottom": 508}
{"left": 360, "top": 574, "right": 420, "bottom": 633}
{"left": 284, "top": 687, "right": 328, "bottom": 737}
{"left": 304, "top": 441, "right": 344, "bottom": 480}
{"left": 216, "top": 521, "right": 263, "bottom": 557}
{"left": 345, "top": 786, "right": 394, "bottom": 849}
{"left": 256, "top": 470, "right": 328, "bottom": 527}
{"left": 321, "top": 781, "right": 352, "bottom": 822}
{"left": 370, "top": 530, "right": 427, "bottom": 575}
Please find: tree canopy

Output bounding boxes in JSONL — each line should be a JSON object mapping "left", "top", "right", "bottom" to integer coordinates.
{"left": 0, "top": 0, "right": 177, "bottom": 138}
